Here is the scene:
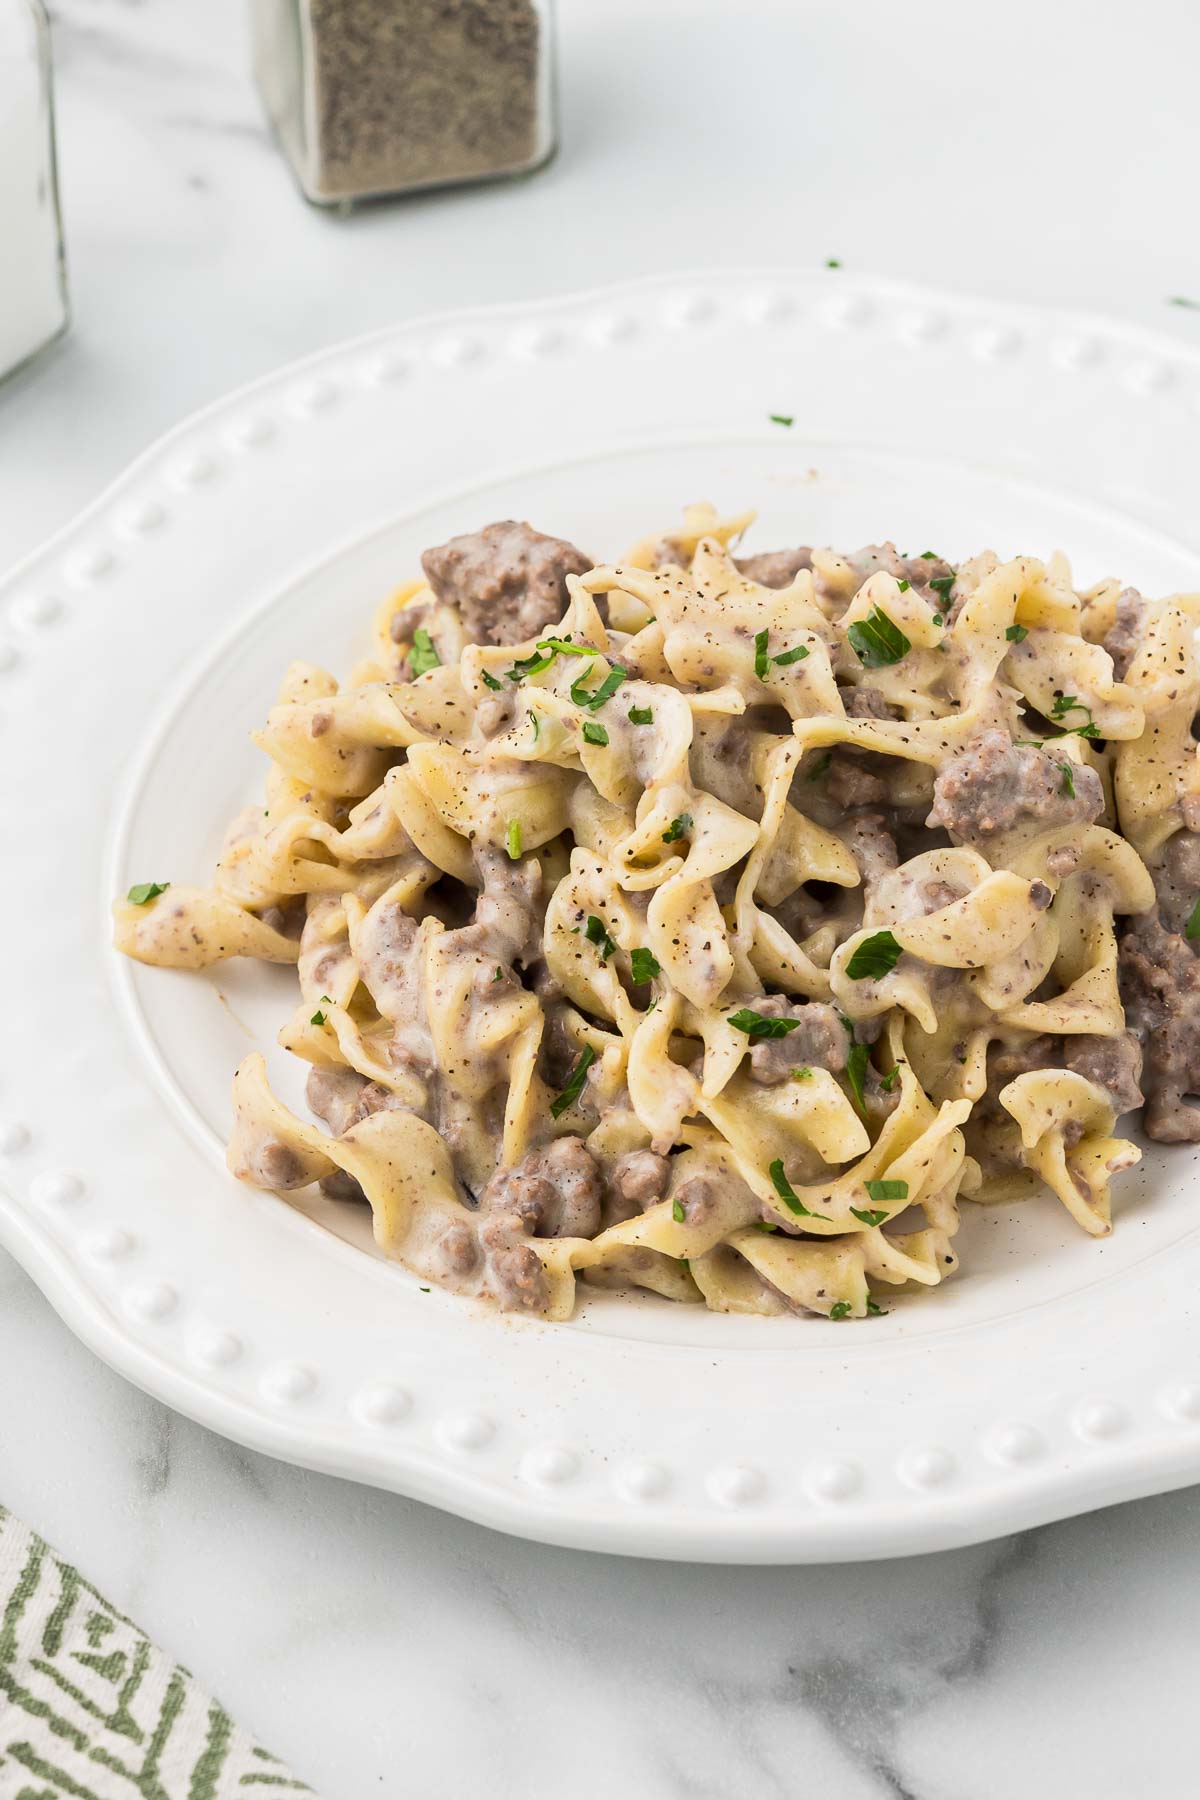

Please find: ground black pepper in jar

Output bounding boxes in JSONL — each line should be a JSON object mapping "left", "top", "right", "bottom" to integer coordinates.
{"left": 251, "top": 0, "right": 558, "bottom": 207}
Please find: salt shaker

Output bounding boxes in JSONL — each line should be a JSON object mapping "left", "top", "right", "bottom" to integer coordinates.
{"left": 251, "top": 0, "right": 558, "bottom": 207}
{"left": 0, "top": 0, "right": 68, "bottom": 385}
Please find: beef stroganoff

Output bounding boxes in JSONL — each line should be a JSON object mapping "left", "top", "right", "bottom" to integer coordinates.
{"left": 113, "top": 505, "right": 1200, "bottom": 1320}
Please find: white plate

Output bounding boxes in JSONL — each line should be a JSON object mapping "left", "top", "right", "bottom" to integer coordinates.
{"left": 5, "top": 270, "right": 1200, "bottom": 1563}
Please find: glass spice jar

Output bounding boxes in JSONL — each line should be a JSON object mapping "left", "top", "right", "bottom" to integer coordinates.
{"left": 250, "top": 0, "right": 558, "bottom": 207}
{"left": 0, "top": 0, "right": 68, "bottom": 385}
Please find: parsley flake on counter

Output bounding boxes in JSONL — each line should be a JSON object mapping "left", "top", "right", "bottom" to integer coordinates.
{"left": 864, "top": 1179, "right": 909, "bottom": 1202}
{"left": 769, "top": 412, "right": 795, "bottom": 427}
{"left": 1005, "top": 623, "right": 1028, "bottom": 643}
{"left": 585, "top": 914, "right": 618, "bottom": 962}
{"left": 847, "top": 605, "right": 910, "bottom": 669}
{"left": 127, "top": 881, "right": 169, "bottom": 905}
{"left": 845, "top": 929, "right": 902, "bottom": 981}
{"left": 630, "top": 947, "right": 661, "bottom": 984}
{"left": 1170, "top": 296, "right": 1200, "bottom": 310}
{"left": 505, "top": 818, "right": 523, "bottom": 860}
{"left": 661, "top": 812, "right": 693, "bottom": 843}
{"left": 825, "top": 257, "right": 841, "bottom": 269}
{"left": 409, "top": 627, "right": 441, "bottom": 677}
{"left": 582, "top": 720, "right": 609, "bottom": 746}
{"left": 728, "top": 1008, "right": 800, "bottom": 1041}
{"left": 550, "top": 1044, "right": 596, "bottom": 1119}
{"left": 768, "top": 1158, "right": 830, "bottom": 1221}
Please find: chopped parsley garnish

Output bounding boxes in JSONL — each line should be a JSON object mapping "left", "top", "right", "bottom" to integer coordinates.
{"left": 571, "top": 664, "right": 627, "bottom": 710}
{"left": 662, "top": 813, "right": 693, "bottom": 843}
{"left": 309, "top": 994, "right": 333, "bottom": 1027}
{"left": 671, "top": 1198, "right": 685, "bottom": 1223}
{"left": 127, "top": 881, "right": 169, "bottom": 905}
{"left": 845, "top": 1040, "right": 869, "bottom": 1115}
{"left": 931, "top": 613, "right": 944, "bottom": 627}
{"left": 506, "top": 648, "right": 555, "bottom": 682}
{"left": 918, "top": 550, "right": 937, "bottom": 559}
{"left": 528, "top": 710, "right": 541, "bottom": 742}
{"left": 897, "top": 579, "right": 910, "bottom": 593}
{"left": 536, "top": 637, "right": 597, "bottom": 658}
{"left": 492, "top": 967, "right": 504, "bottom": 982}
{"left": 1170, "top": 296, "right": 1200, "bottom": 309}
{"left": 728, "top": 1007, "right": 801, "bottom": 1041}
{"left": 768, "top": 1158, "right": 831, "bottom": 1220}
{"left": 825, "top": 257, "right": 841, "bottom": 269}
{"left": 628, "top": 705, "right": 653, "bottom": 725}
{"left": 847, "top": 605, "right": 911, "bottom": 669}
{"left": 582, "top": 720, "right": 609, "bottom": 746}
{"left": 409, "top": 627, "right": 441, "bottom": 677}
{"left": 481, "top": 669, "right": 504, "bottom": 691}
{"left": 1005, "top": 623, "right": 1028, "bottom": 643}
{"left": 850, "top": 1206, "right": 889, "bottom": 1228}
{"left": 829, "top": 1301, "right": 852, "bottom": 1320}
{"left": 929, "top": 573, "right": 956, "bottom": 604}
{"left": 879, "top": 1064, "right": 901, "bottom": 1092}
{"left": 864, "top": 1179, "right": 909, "bottom": 1202}
{"left": 866, "top": 1296, "right": 887, "bottom": 1316}
{"left": 1187, "top": 898, "right": 1200, "bottom": 941}
{"left": 845, "top": 929, "right": 902, "bottom": 981}
{"left": 550, "top": 1044, "right": 596, "bottom": 1118}
{"left": 585, "top": 914, "right": 618, "bottom": 962}
{"left": 754, "top": 1220, "right": 779, "bottom": 1233}
{"left": 792, "top": 1066, "right": 813, "bottom": 1082}
{"left": 769, "top": 412, "right": 795, "bottom": 427}
{"left": 754, "top": 629, "right": 770, "bottom": 679}
{"left": 806, "top": 749, "right": 832, "bottom": 781}
{"left": 505, "top": 818, "right": 523, "bottom": 860}
{"left": 630, "top": 947, "right": 661, "bottom": 984}
{"left": 773, "top": 642, "right": 810, "bottom": 666}
{"left": 1058, "top": 761, "right": 1075, "bottom": 798}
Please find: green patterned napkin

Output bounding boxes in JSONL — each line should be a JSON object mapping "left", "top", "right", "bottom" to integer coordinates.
{"left": 0, "top": 1507, "right": 313, "bottom": 1798}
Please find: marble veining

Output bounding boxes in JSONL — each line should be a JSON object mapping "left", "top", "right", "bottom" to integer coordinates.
{"left": 2, "top": 1, "right": 1200, "bottom": 1795}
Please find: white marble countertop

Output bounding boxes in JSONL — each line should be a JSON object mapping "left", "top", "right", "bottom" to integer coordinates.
{"left": 3, "top": 1, "right": 1200, "bottom": 1793}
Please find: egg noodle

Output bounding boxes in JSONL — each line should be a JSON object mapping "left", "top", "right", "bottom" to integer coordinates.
{"left": 113, "top": 505, "right": 1200, "bottom": 1321}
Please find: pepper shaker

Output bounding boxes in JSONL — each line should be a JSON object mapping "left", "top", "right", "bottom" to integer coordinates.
{"left": 251, "top": 0, "right": 558, "bottom": 207}
{"left": 0, "top": 0, "right": 68, "bottom": 385}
